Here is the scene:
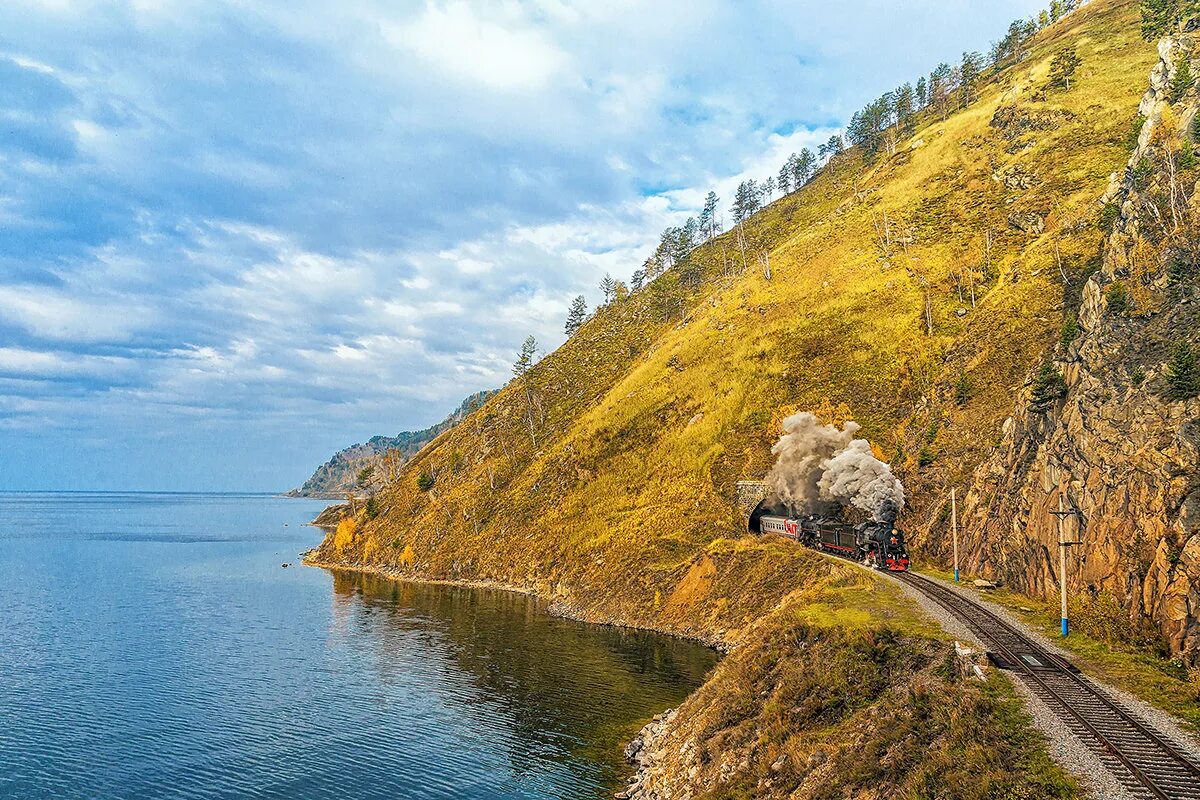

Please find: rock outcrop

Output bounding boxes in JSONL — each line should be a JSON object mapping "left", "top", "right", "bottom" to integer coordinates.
{"left": 959, "top": 34, "right": 1200, "bottom": 664}
{"left": 287, "top": 390, "right": 494, "bottom": 497}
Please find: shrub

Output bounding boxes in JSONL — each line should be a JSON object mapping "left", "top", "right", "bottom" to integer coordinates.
{"left": 918, "top": 446, "right": 936, "bottom": 467}
{"left": 365, "top": 494, "right": 380, "bottom": 519}
{"left": 1128, "top": 114, "right": 1146, "bottom": 150}
{"left": 1169, "top": 255, "right": 1194, "bottom": 284}
{"left": 1165, "top": 342, "right": 1200, "bottom": 400}
{"left": 1106, "top": 282, "right": 1130, "bottom": 315}
{"left": 1060, "top": 315, "right": 1079, "bottom": 346}
{"left": 1131, "top": 367, "right": 1146, "bottom": 387}
{"left": 1031, "top": 363, "right": 1068, "bottom": 409}
{"left": 1170, "top": 53, "right": 1194, "bottom": 104}
{"left": 1132, "top": 156, "right": 1154, "bottom": 190}
{"left": 1098, "top": 202, "right": 1120, "bottom": 233}
{"left": 333, "top": 517, "right": 357, "bottom": 553}
{"left": 416, "top": 469, "right": 435, "bottom": 491}
{"left": 954, "top": 373, "right": 973, "bottom": 405}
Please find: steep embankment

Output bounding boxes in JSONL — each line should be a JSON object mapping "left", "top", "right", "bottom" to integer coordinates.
{"left": 954, "top": 31, "right": 1200, "bottom": 664}
{"left": 315, "top": 0, "right": 1150, "bottom": 645}
{"left": 288, "top": 391, "right": 493, "bottom": 497}
{"left": 308, "top": 0, "right": 1171, "bottom": 794}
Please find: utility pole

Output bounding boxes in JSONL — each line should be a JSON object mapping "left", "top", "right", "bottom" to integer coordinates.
{"left": 1050, "top": 493, "right": 1081, "bottom": 637}
{"left": 951, "top": 488, "right": 959, "bottom": 582}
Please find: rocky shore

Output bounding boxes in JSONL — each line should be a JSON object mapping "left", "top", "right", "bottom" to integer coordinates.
{"left": 616, "top": 709, "right": 678, "bottom": 800}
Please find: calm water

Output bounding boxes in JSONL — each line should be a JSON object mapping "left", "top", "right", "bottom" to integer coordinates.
{"left": 0, "top": 493, "right": 716, "bottom": 799}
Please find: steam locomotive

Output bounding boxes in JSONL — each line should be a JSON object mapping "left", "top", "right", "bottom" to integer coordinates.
{"left": 748, "top": 501, "right": 910, "bottom": 571}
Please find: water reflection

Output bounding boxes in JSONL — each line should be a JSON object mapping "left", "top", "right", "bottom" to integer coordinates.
{"left": 0, "top": 493, "right": 715, "bottom": 800}
{"left": 327, "top": 570, "right": 717, "bottom": 795}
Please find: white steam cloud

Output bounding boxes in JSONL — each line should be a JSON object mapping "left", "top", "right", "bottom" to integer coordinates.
{"left": 765, "top": 412, "right": 905, "bottom": 521}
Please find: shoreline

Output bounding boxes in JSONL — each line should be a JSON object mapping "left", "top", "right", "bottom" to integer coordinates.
{"left": 301, "top": 551, "right": 730, "bottom": 651}
{"left": 301, "top": 550, "right": 725, "bottom": 797}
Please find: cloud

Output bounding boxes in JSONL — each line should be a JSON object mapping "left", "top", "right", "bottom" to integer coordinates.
{"left": 383, "top": 3, "right": 569, "bottom": 91}
{"left": 0, "top": 0, "right": 1046, "bottom": 490}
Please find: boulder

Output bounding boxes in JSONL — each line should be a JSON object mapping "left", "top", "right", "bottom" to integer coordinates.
{"left": 1008, "top": 211, "right": 1045, "bottom": 234}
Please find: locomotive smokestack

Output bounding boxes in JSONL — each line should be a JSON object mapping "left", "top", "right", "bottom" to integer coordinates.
{"left": 765, "top": 412, "right": 905, "bottom": 522}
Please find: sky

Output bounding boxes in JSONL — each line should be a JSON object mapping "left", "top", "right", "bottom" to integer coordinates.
{"left": 0, "top": 0, "right": 1045, "bottom": 492}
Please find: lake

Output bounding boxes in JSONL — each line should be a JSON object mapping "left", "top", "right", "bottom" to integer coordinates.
{"left": 0, "top": 492, "right": 716, "bottom": 799}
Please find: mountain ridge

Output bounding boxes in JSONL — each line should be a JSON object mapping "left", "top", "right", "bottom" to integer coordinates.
{"left": 306, "top": 1, "right": 1200, "bottom": 795}
{"left": 286, "top": 390, "right": 494, "bottom": 497}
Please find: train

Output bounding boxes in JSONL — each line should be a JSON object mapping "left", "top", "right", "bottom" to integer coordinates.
{"left": 748, "top": 500, "right": 910, "bottom": 571}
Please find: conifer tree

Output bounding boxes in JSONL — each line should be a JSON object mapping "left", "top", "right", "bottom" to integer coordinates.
{"left": 894, "top": 82, "right": 916, "bottom": 133}
{"left": 960, "top": 52, "right": 982, "bottom": 107}
{"left": 916, "top": 76, "right": 927, "bottom": 108}
{"left": 794, "top": 148, "right": 816, "bottom": 185}
{"left": 1031, "top": 362, "right": 1068, "bottom": 409}
{"left": 732, "top": 180, "right": 761, "bottom": 223}
{"left": 1142, "top": 0, "right": 1175, "bottom": 40}
{"left": 1049, "top": 46, "right": 1082, "bottom": 90}
{"left": 512, "top": 336, "right": 538, "bottom": 377}
{"left": 599, "top": 273, "right": 618, "bottom": 304}
{"left": 564, "top": 295, "right": 587, "bottom": 336}
{"left": 929, "top": 63, "right": 955, "bottom": 120}
{"left": 1140, "top": 0, "right": 1200, "bottom": 40}
{"left": 1171, "top": 52, "right": 1194, "bottom": 102}
{"left": 700, "top": 191, "right": 720, "bottom": 239}
{"left": 1166, "top": 342, "right": 1200, "bottom": 399}
{"left": 777, "top": 160, "right": 792, "bottom": 194}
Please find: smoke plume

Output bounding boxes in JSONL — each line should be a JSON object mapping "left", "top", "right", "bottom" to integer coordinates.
{"left": 765, "top": 412, "right": 905, "bottom": 522}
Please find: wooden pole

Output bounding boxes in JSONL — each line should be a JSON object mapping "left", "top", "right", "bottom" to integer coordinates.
{"left": 951, "top": 488, "right": 959, "bottom": 582}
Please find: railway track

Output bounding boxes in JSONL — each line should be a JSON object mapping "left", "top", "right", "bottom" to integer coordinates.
{"left": 895, "top": 570, "right": 1200, "bottom": 800}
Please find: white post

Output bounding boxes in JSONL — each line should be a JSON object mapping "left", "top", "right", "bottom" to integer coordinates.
{"left": 1058, "top": 494, "right": 1069, "bottom": 637}
{"left": 951, "top": 488, "right": 959, "bottom": 582}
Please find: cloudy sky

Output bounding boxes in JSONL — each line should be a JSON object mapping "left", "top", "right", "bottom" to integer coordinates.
{"left": 0, "top": 0, "right": 1043, "bottom": 491}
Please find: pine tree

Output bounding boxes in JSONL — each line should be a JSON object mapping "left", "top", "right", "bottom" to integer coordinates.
{"left": 564, "top": 295, "right": 587, "bottom": 336}
{"left": 512, "top": 335, "right": 538, "bottom": 377}
{"left": 1140, "top": 0, "right": 1200, "bottom": 40}
{"left": 1031, "top": 362, "right": 1068, "bottom": 409}
{"left": 599, "top": 273, "right": 618, "bottom": 303}
{"left": 794, "top": 148, "right": 816, "bottom": 185}
{"left": 915, "top": 76, "right": 927, "bottom": 108}
{"left": 1171, "top": 52, "right": 1194, "bottom": 102}
{"left": 732, "top": 180, "right": 761, "bottom": 223}
{"left": 1166, "top": 342, "right": 1200, "bottom": 399}
{"left": 1049, "top": 46, "right": 1082, "bottom": 90}
{"left": 929, "top": 62, "right": 955, "bottom": 120}
{"left": 1050, "top": 0, "right": 1063, "bottom": 21}
{"left": 699, "top": 191, "right": 719, "bottom": 239}
{"left": 960, "top": 52, "right": 982, "bottom": 107}
{"left": 895, "top": 82, "right": 916, "bottom": 133}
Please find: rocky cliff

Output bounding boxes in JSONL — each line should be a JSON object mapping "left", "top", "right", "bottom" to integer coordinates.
{"left": 287, "top": 390, "right": 493, "bottom": 497}
{"left": 304, "top": 0, "right": 1193, "bottom": 793}
{"left": 954, "top": 32, "right": 1200, "bottom": 664}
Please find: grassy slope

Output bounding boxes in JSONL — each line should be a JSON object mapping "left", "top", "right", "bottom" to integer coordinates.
{"left": 310, "top": 0, "right": 1157, "bottom": 792}
{"left": 319, "top": 0, "right": 1151, "bottom": 640}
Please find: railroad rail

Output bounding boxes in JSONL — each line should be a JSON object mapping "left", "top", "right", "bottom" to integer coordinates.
{"left": 895, "top": 570, "right": 1200, "bottom": 800}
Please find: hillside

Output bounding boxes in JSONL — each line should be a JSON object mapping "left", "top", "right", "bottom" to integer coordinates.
{"left": 307, "top": 0, "right": 1196, "bottom": 794}
{"left": 287, "top": 391, "right": 493, "bottom": 497}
